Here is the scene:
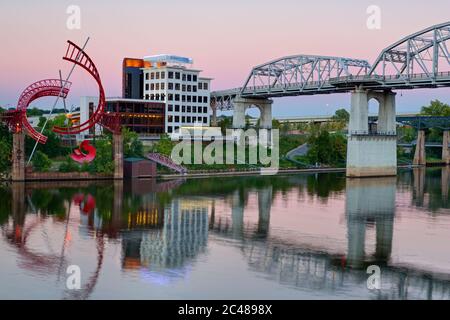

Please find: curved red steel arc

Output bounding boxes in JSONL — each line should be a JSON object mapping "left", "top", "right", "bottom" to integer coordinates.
{"left": 16, "top": 79, "right": 71, "bottom": 144}
{"left": 53, "top": 41, "right": 118, "bottom": 134}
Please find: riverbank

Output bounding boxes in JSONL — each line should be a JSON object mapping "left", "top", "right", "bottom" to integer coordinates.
{"left": 0, "top": 164, "right": 439, "bottom": 182}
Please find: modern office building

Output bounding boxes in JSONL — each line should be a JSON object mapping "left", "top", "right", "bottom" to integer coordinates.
{"left": 141, "top": 55, "right": 212, "bottom": 133}
{"left": 79, "top": 54, "right": 212, "bottom": 138}
{"left": 79, "top": 97, "right": 165, "bottom": 140}
{"left": 122, "top": 58, "right": 151, "bottom": 99}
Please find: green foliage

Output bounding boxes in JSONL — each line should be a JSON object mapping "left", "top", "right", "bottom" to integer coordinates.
{"left": 26, "top": 115, "right": 70, "bottom": 158}
{"left": 32, "top": 150, "right": 52, "bottom": 172}
{"left": 306, "top": 130, "right": 347, "bottom": 166}
{"left": 218, "top": 116, "right": 232, "bottom": 135}
{"left": 27, "top": 107, "right": 45, "bottom": 117}
{"left": 151, "top": 134, "right": 176, "bottom": 156}
{"left": 332, "top": 108, "right": 350, "bottom": 122}
{"left": 420, "top": 100, "right": 450, "bottom": 116}
{"left": 122, "top": 127, "right": 144, "bottom": 157}
{"left": 0, "top": 125, "right": 12, "bottom": 174}
{"left": 58, "top": 156, "right": 80, "bottom": 172}
{"left": 89, "top": 138, "right": 114, "bottom": 174}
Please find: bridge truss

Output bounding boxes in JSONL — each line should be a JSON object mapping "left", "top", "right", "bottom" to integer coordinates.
{"left": 211, "top": 22, "right": 450, "bottom": 110}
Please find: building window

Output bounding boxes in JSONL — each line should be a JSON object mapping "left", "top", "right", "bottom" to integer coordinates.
{"left": 182, "top": 74, "right": 186, "bottom": 81}
{"left": 168, "top": 115, "right": 173, "bottom": 122}
{"left": 161, "top": 93, "right": 165, "bottom": 101}
{"left": 193, "top": 96, "right": 197, "bottom": 103}
{"left": 168, "top": 82, "right": 173, "bottom": 90}
{"left": 187, "top": 85, "right": 191, "bottom": 92}
{"left": 161, "top": 71, "right": 165, "bottom": 79}
{"left": 203, "top": 82, "right": 208, "bottom": 90}
{"left": 155, "top": 83, "right": 159, "bottom": 90}
{"left": 175, "top": 105, "right": 180, "bottom": 112}
{"left": 193, "top": 106, "right": 197, "bottom": 113}
{"left": 187, "top": 106, "right": 191, "bottom": 112}
{"left": 168, "top": 126, "right": 172, "bottom": 133}
{"left": 187, "top": 116, "right": 191, "bottom": 123}
{"left": 156, "top": 72, "right": 160, "bottom": 80}
{"left": 145, "top": 94, "right": 149, "bottom": 99}
{"left": 175, "top": 72, "right": 180, "bottom": 79}
{"left": 187, "top": 95, "right": 191, "bottom": 102}
{"left": 155, "top": 94, "right": 160, "bottom": 100}
{"left": 168, "top": 71, "right": 173, "bottom": 79}
{"left": 198, "top": 83, "right": 202, "bottom": 90}
{"left": 145, "top": 73, "right": 149, "bottom": 80}
{"left": 145, "top": 84, "right": 149, "bottom": 90}
{"left": 175, "top": 94, "right": 180, "bottom": 101}
{"left": 187, "top": 74, "right": 192, "bottom": 81}
{"left": 182, "top": 84, "right": 186, "bottom": 92}
{"left": 193, "top": 85, "right": 197, "bottom": 92}
{"left": 175, "top": 83, "right": 180, "bottom": 90}
{"left": 175, "top": 116, "right": 179, "bottom": 122}
{"left": 203, "top": 106, "right": 208, "bottom": 113}
{"left": 193, "top": 75, "right": 197, "bottom": 82}
{"left": 182, "top": 105, "right": 186, "bottom": 112}
{"left": 151, "top": 72, "right": 155, "bottom": 80}
{"left": 182, "top": 116, "right": 185, "bottom": 123}
{"left": 203, "top": 117, "right": 207, "bottom": 124}
{"left": 168, "top": 94, "right": 173, "bottom": 101}
{"left": 150, "top": 94, "right": 155, "bottom": 100}
{"left": 203, "top": 96, "right": 208, "bottom": 103}
{"left": 182, "top": 95, "right": 186, "bottom": 102}
{"left": 161, "top": 83, "right": 165, "bottom": 90}
{"left": 150, "top": 83, "right": 154, "bottom": 90}
{"left": 168, "top": 104, "right": 173, "bottom": 111}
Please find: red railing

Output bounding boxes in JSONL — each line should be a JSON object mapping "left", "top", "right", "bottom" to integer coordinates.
{"left": 146, "top": 153, "right": 187, "bottom": 174}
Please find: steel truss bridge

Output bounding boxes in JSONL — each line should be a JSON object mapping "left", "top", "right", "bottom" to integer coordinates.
{"left": 212, "top": 22, "right": 450, "bottom": 110}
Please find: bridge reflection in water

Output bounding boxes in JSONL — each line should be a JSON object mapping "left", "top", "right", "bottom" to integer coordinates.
{"left": 1, "top": 168, "right": 450, "bottom": 299}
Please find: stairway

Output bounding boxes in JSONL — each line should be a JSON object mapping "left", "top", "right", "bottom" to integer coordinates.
{"left": 146, "top": 153, "right": 188, "bottom": 174}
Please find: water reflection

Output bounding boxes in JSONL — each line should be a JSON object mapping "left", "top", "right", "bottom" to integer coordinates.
{"left": 0, "top": 168, "right": 449, "bottom": 299}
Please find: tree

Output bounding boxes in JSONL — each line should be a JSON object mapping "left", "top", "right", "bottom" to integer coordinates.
{"left": 332, "top": 108, "right": 350, "bottom": 122}
{"left": 420, "top": 100, "right": 450, "bottom": 116}
{"left": 27, "top": 107, "right": 45, "bottom": 117}
{"left": 152, "top": 134, "right": 175, "bottom": 156}
{"left": 122, "top": 127, "right": 144, "bottom": 158}
{"left": 218, "top": 116, "right": 232, "bottom": 135}
{"left": 306, "top": 129, "right": 347, "bottom": 166}
{"left": 32, "top": 150, "right": 52, "bottom": 172}
{"left": 0, "top": 125, "right": 11, "bottom": 174}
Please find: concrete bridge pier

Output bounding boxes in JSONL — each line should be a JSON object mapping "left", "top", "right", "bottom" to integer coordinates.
{"left": 413, "top": 130, "right": 426, "bottom": 166}
{"left": 346, "top": 88, "right": 397, "bottom": 177}
{"left": 442, "top": 131, "right": 450, "bottom": 165}
{"left": 113, "top": 132, "right": 124, "bottom": 179}
{"left": 12, "top": 132, "right": 25, "bottom": 181}
{"left": 232, "top": 97, "right": 273, "bottom": 129}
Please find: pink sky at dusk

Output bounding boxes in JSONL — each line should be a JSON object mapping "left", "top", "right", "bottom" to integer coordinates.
{"left": 1, "top": 0, "right": 449, "bottom": 116}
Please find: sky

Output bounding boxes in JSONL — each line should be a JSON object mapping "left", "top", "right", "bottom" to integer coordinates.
{"left": 0, "top": 0, "right": 449, "bottom": 117}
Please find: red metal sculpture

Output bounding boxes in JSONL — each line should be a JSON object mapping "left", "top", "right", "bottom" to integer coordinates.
{"left": 70, "top": 140, "right": 96, "bottom": 163}
{"left": 1, "top": 79, "right": 71, "bottom": 143}
{"left": 53, "top": 40, "right": 121, "bottom": 135}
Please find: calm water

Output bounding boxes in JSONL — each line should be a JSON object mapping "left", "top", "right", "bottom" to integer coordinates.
{"left": 0, "top": 167, "right": 450, "bottom": 300}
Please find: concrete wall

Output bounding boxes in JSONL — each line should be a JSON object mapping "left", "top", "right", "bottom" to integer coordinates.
{"left": 347, "top": 135, "right": 397, "bottom": 177}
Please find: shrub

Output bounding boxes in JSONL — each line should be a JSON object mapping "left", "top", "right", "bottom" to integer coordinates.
{"left": 59, "top": 156, "right": 80, "bottom": 172}
{"left": 32, "top": 151, "right": 52, "bottom": 172}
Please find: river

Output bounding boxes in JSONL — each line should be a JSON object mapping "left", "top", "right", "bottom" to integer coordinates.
{"left": 0, "top": 167, "right": 449, "bottom": 299}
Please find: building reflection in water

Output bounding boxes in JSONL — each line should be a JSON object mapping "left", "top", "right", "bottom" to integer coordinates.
{"left": 1, "top": 169, "right": 450, "bottom": 299}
